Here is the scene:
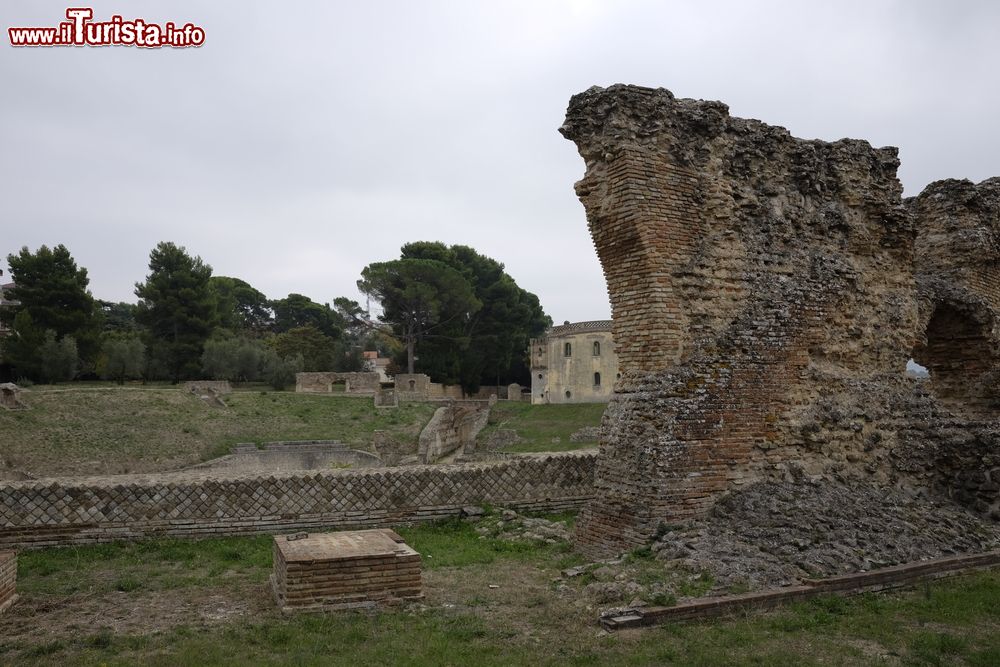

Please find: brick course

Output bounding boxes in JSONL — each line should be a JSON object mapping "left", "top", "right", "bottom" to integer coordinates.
{"left": 271, "top": 529, "right": 422, "bottom": 611}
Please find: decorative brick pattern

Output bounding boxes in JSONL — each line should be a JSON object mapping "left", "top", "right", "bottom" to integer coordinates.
{"left": 0, "top": 453, "right": 595, "bottom": 549}
{"left": 271, "top": 529, "right": 422, "bottom": 611}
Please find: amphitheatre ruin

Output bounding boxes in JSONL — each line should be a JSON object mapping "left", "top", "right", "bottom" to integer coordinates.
{"left": 560, "top": 85, "right": 998, "bottom": 561}
{"left": 1, "top": 84, "right": 998, "bottom": 637}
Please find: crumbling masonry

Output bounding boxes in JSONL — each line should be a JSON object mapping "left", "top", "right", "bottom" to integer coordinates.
{"left": 561, "top": 85, "right": 999, "bottom": 557}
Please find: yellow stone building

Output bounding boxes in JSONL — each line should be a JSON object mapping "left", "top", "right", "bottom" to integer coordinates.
{"left": 529, "top": 320, "right": 619, "bottom": 404}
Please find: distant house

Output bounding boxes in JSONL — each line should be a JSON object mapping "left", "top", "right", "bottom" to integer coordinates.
{"left": 529, "top": 320, "right": 620, "bottom": 404}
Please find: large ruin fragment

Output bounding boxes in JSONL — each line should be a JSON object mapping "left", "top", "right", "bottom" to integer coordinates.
{"left": 561, "top": 85, "right": 999, "bottom": 557}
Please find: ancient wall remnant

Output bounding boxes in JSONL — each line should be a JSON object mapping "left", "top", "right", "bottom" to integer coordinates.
{"left": 295, "top": 372, "right": 381, "bottom": 394}
{"left": 374, "top": 387, "right": 399, "bottom": 408}
{"left": 0, "top": 384, "right": 27, "bottom": 410}
{"left": 909, "top": 178, "right": 1000, "bottom": 417}
{"left": 271, "top": 529, "right": 422, "bottom": 612}
{"left": 393, "top": 373, "right": 465, "bottom": 401}
{"left": 418, "top": 400, "right": 492, "bottom": 463}
{"left": 561, "top": 85, "right": 1000, "bottom": 556}
{"left": 184, "top": 380, "right": 232, "bottom": 395}
{"left": 0, "top": 452, "right": 596, "bottom": 549}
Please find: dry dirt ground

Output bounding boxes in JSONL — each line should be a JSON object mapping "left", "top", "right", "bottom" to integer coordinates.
{"left": 1, "top": 560, "right": 593, "bottom": 647}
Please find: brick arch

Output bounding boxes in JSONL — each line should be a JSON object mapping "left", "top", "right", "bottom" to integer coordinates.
{"left": 913, "top": 299, "right": 998, "bottom": 416}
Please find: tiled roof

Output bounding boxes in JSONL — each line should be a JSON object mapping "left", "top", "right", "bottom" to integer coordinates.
{"left": 547, "top": 320, "right": 613, "bottom": 336}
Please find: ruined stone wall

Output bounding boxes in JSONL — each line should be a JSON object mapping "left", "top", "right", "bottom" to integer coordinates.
{"left": 184, "top": 380, "right": 232, "bottom": 395}
{"left": 0, "top": 452, "right": 596, "bottom": 549}
{"left": 393, "top": 374, "right": 465, "bottom": 401}
{"left": 561, "top": 85, "right": 999, "bottom": 556}
{"left": 418, "top": 401, "right": 492, "bottom": 463}
{"left": 909, "top": 178, "right": 1000, "bottom": 416}
{"left": 295, "top": 372, "right": 381, "bottom": 395}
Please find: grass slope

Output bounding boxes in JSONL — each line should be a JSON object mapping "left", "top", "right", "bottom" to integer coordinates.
{"left": 0, "top": 387, "right": 436, "bottom": 477}
{"left": 476, "top": 401, "right": 606, "bottom": 452}
{"left": 2, "top": 519, "right": 999, "bottom": 666}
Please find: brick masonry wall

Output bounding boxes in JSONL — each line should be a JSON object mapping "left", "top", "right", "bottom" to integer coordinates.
{"left": 0, "top": 452, "right": 595, "bottom": 549}
{"left": 560, "top": 85, "right": 1000, "bottom": 557}
{"left": 295, "top": 372, "right": 381, "bottom": 394}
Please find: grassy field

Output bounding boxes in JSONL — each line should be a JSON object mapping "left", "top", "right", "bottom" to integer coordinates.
{"left": 0, "top": 387, "right": 437, "bottom": 477}
{"left": 1, "top": 517, "right": 998, "bottom": 666}
{"left": 476, "top": 401, "right": 606, "bottom": 452}
{"left": 0, "top": 386, "right": 605, "bottom": 476}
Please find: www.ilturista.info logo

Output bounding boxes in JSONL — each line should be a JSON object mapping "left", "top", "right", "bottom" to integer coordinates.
{"left": 8, "top": 7, "right": 205, "bottom": 48}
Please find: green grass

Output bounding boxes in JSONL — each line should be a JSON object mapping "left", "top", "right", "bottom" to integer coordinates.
{"left": 3, "top": 522, "right": 1000, "bottom": 666}
{"left": 0, "top": 386, "right": 437, "bottom": 476}
{"left": 17, "top": 535, "right": 274, "bottom": 596}
{"left": 476, "top": 402, "right": 606, "bottom": 452}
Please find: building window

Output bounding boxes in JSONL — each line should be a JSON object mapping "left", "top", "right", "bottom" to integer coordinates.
{"left": 537, "top": 373, "right": 542, "bottom": 380}
{"left": 594, "top": 372, "right": 601, "bottom": 386}
{"left": 565, "top": 390, "right": 572, "bottom": 399}
{"left": 593, "top": 341, "right": 601, "bottom": 356}
{"left": 564, "top": 342, "right": 572, "bottom": 357}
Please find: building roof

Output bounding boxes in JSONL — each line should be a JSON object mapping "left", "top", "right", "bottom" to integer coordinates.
{"left": 547, "top": 320, "right": 613, "bottom": 336}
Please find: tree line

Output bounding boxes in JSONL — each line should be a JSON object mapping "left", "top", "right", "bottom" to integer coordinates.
{"left": 0, "top": 241, "right": 550, "bottom": 393}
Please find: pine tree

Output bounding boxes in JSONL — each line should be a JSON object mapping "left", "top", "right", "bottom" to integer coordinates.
{"left": 134, "top": 242, "right": 219, "bottom": 382}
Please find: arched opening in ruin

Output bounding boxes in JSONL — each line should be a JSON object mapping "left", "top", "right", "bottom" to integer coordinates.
{"left": 912, "top": 301, "right": 997, "bottom": 416}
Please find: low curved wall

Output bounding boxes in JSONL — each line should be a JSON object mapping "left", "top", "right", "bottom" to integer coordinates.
{"left": 184, "top": 441, "right": 383, "bottom": 473}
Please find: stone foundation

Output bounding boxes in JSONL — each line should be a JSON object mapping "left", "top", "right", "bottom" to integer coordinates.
{"left": 270, "top": 529, "right": 422, "bottom": 611}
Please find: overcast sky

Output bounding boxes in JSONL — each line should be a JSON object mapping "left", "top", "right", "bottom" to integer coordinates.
{"left": 3, "top": 1, "right": 999, "bottom": 323}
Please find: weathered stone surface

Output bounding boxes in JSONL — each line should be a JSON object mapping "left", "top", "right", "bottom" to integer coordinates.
{"left": 270, "top": 529, "right": 422, "bottom": 611}
{"left": 418, "top": 400, "right": 492, "bottom": 463}
{"left": 561, "top": 85, "right": 999, "bottom": 556}
{"left": 0, "top": 384, "right": 27, "bottom": 411}
{"left": 295, "top": 372, "right": 381, "bottom": 395}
